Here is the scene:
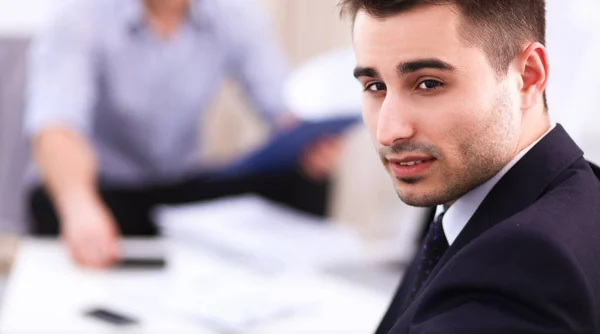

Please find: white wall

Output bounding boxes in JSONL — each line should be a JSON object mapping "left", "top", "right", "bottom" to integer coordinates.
{"left": 545, "top": 0, "right": 600, "bottom": 163}
{"left": 0, "top": 0, "right": 68, "bottom": 37}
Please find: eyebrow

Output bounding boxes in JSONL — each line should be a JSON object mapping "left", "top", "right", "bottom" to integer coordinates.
{"left": 353, "top": 67, "right": 380, "bottom": 79}
{"left": 353, "top": 58, "right": 455, "bottom": 79}
{"left": 398, "top": 58, "right": 455, "bottom": 76}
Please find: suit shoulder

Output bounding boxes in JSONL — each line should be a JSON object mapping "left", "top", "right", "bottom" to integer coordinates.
{"left": 419, "top": 223, "right": 597, "bottom": 331}
{"left": 506, "top": 158, "right": 600, "bottom": 243}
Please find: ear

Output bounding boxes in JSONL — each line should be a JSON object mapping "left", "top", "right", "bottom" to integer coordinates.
{"left": 517, "top": 42, "right": 549, "bottom": 111}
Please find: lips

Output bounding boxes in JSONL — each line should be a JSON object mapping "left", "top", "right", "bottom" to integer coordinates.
{"left": 388, "top": 156, "right": 436, "bottom": 179}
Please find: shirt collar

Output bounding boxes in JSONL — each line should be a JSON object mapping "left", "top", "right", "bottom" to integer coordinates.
{"left": 438, "top": 122, "right": 557, "bottom": 245}
{"left": 121, "top": 0, "right": 211, "bottom": 33}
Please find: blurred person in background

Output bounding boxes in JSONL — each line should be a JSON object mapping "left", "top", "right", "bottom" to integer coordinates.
{"left": 25, "top": 0, "right": 341, "bottom": 268}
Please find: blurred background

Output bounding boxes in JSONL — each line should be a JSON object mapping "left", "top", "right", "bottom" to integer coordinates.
{"left": 0, "top": 0, "right": 423, "bottom": 236}
{"left": 0, "top": 0, "right": 599, "bottom": 332}
{"left": 0, "top": 1, "right": 424, "bottom": 331}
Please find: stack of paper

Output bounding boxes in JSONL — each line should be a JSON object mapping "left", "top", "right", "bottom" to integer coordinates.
{"left": 111, "top": 246, "right": 315, "bottom": 333}
{"left": 125, "top": 195, "right": 370, "bottom": 331}
{"left": 154, "top": 195, "right": 365, "bottom": 271}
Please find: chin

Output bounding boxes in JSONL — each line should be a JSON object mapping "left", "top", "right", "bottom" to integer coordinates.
{"left": 393, "top": 178, "right": 447, "bottom": 207}
{"left": 397, "top": 193, "right": 440, "bottom": 207}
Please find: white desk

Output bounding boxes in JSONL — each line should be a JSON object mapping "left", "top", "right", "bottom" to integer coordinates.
{"left": 0, "top": 238, "right": 394, "bottom": 333}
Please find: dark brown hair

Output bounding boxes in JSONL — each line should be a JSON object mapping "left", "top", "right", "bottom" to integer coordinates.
{"left": 340, "top": 0, "right": 546, "bottom": 81}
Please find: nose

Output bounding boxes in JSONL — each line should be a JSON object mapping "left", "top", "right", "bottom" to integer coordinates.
{"left": 377, "top": 94, "right": 416, "bottom": 147}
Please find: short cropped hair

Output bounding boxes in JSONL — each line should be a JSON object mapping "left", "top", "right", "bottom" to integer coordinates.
{"left": 340, "top": 0, "right": 548, "bottom": 107}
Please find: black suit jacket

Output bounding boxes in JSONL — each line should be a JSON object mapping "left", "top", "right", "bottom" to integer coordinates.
{"left": 377, "top": 125, "right": 600, "bottom": 334}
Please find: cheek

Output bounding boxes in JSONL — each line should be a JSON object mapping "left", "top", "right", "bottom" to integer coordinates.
{"left": 438, "top": 90, "right": 491, "bottom": 135}
{"left": 440, "top": 90, "right": 515, "bottom": 165}
{"left": 418, "top": 99, "right": 471, "bottom": 144}
{"left": 422, "top": 100, "right": 488, "bottom": 162}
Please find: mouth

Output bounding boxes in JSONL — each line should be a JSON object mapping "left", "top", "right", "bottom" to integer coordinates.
{"left": 397, "top": 160, "right": 429, "bottom": 166}
{"left": 387, "top": 156, "right": 437, "bottom": 179}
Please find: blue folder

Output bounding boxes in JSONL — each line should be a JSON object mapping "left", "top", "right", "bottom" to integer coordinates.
{"left": 211, "top": 116, "right": 361, "bottom": 178}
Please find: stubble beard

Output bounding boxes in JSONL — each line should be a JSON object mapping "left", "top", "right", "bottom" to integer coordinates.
{"left": 394, "top": 87, "right": 518, "bottom": 207}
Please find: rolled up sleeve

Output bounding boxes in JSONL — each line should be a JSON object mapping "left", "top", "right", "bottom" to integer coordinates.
{"left": 24, "top": 3, "right": 98, "bottom": 138}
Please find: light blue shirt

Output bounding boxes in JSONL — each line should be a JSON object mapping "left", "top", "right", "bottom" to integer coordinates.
{"left": 25, "top": 0, "right": 288, "bottom": 187}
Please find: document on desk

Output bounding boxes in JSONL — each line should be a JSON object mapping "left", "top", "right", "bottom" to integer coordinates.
{"left": 154, "top": 194, "right": 365, "bottom": 271}
{"left": 110, "top": 247, "right": 316, "bottom": 333}
{"left": 136, "top": 195, "right": 369, "bottom": 332}
{"left": 2, "top": 239, "right": 388, "bottom": 333}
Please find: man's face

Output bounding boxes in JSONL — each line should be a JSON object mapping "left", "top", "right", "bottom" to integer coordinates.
{"left": 353, "top": 5, "right": 523, "bottom": 207}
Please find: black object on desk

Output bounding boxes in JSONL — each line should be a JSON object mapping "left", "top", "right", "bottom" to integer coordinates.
{"left": 115, "top": 257, "right": 167, "bottom": 269}
{"left": 85, "top": 308, "right": 138, "bottom": 326}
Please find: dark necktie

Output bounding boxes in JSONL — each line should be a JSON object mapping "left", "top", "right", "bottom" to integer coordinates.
{"left": 409, "top": 210, "right": 449, "bottom": 300}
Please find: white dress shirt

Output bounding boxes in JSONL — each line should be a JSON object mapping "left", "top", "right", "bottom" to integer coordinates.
{"left": 438, "top": 123, "right": 557, "bottom": 245}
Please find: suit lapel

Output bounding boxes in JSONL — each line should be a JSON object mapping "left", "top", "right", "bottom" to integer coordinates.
{"left": 375, "top": 256, "right": 420, "bottom": 334}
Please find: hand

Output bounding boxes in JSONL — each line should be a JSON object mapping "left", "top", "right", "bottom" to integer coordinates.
{"left": 60, "top": 195, "right": 121, "bottom": 268}
{"left": 274, "top": 112, "right": 301, "bottom": 130}
{"left": 300, "top": 136, "right": 344, "bottom": 181}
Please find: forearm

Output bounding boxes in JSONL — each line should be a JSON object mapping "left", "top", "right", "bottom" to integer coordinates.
{"left": 32, "top": 127, "right": 100, "bottom": 218}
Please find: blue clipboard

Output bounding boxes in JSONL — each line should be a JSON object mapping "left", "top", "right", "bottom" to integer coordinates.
{"left": 211, "top": 116, "right": 360, "bottom": 178}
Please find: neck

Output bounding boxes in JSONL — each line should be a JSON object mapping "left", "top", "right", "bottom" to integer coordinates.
{"left": 513, "top": 107, "right": 551, "bottom": 157}
{"left": 144, "top": 0, "right": 189, "bottom": 39}
{"left": 145, "top": 0, "right": 188, "bottom": 18}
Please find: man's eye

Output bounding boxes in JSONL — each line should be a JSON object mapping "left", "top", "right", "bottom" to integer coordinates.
{"left": 365, "top": 82, "right": 387, "bottom": 92}
{"left": 418, "top": 80, "right": 444, "bottom": 91}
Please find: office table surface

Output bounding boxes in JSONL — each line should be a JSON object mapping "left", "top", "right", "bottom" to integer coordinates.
{"left": 0, "top": 238, "right": 398, "bottom": 333}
